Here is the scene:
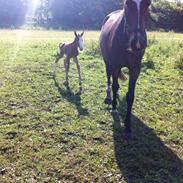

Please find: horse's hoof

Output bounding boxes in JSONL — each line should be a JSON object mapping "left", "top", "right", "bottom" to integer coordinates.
{"left": 124, "top": 132, "right": 133, "bottom": 141}
{"left": 104, "top": 98, "right": 112, "bottom": 105}
{"left": 110, "top": 109, "right": 119, "bottom": 115}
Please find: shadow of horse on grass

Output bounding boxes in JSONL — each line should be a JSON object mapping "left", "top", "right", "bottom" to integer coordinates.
{"left": 113, "top": 97, "right": 183, "bottom": 183}
{"left": 53, "top": 76, "right": 89, "bottom": 117}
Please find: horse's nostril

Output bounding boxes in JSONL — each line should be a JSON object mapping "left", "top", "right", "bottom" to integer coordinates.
{"left": 136, "top": 41, "right": 141, "bottom": 49}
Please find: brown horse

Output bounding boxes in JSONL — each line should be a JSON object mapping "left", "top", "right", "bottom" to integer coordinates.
{"left": 54, "top": 31, "right": 84, "bottom": 87}
{"left": 100, "top": 0, "right": 151, "bottom": 138}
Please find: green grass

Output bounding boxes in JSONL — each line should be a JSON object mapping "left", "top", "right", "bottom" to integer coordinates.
{"left": 0, "top": 30, "right": 183, "bottom": 182}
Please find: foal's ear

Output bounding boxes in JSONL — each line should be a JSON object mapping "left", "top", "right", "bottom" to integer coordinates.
{"left": 74, "top": 31, "right": 77, "bottom": 37}
{"left": 81, "top": 32, "right": 84, "bottom": 36}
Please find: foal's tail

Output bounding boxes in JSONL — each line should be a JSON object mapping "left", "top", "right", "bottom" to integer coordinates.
{"left": 118, "top": 70, "right": 128, "bottom": 81}
{"left": 58, "top": 43, "right": 65, "bottom": 57}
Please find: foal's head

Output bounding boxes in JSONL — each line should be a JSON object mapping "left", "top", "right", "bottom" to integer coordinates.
{"left": 124, "top": 0, "right": 151, "bottom": 51}
{"left": 74, "top": 31, "right": 84, "bottom": 51}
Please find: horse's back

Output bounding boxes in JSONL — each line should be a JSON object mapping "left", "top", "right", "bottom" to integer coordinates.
{"left": 100, "top": 10, "right": 124, "bottom": 63}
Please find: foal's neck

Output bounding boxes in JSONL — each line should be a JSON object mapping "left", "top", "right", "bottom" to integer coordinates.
{"left": 73, "top": 37, "right": 78, "bottom": 50}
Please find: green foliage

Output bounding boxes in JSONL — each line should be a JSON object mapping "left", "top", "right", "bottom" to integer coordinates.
{"left": 0, "top": 30, "right": 183, "bottom": 182}
{"left": 150, "top": 0, "right": 183, "bottom": 31}
{"left": 84, "top": 40, "right": 101, "bottom": 56}
{"left": 51, "top": 0, "right": 123, "bottom": 29}
{"left": 0, "top": 0, "right": 183, "bottom": 31}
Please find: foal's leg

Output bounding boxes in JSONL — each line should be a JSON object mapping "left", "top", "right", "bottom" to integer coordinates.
{"left": 111, "top": 70, "right": 120, "bottom": 114}
{"left": 73, "top": 57, "right": 82, "bottom": 86}
{"left": 125, "top": 68, "right": 140, "bottom": 138}
{"left": 53, "top": 54, "right": 63, "bottom": 75}
{"left": 64, "top": 57, "right": 70, "bottom": 85}
{"left": 104, "top": 65, "right": 112, "bottom": 105}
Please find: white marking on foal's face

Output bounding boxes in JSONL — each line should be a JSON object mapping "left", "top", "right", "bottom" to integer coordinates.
{"left": 78, "top": 36, "right": 84, "bottom": 51}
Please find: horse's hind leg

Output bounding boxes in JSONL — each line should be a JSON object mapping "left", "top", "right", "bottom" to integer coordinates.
{"left": 104, "top": 65, "right": 112, "bottom": 105}
{"left": 53, "top": 54, "right": 63, "bottom": 75}
{"left": 64, "top": 57, "right": 70, "bottom": 85}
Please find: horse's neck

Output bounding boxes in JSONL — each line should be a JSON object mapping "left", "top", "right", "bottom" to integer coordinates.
{"left": 112, "top": 14, "right": 128, "bottom": 48}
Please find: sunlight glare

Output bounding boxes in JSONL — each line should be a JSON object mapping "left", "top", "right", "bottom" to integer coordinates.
{"left": 32, "top": 0, "right": 40, "bottom": 11}
{"left": 11, "top": 0, "right": 40, "bottom": 61}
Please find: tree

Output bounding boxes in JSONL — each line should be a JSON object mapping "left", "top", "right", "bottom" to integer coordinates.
{"left": 51, "top": 0, "right": 123, "bottom": 29}
{"left": 150, "top": 0, "right": 183, "bottom": 31}
{"left": 0, "top": 0, "right": 27, "bottom": 28}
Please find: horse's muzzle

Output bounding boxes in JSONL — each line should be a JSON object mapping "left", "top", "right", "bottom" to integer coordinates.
{"left": 131, "top": 36, "right": 146, "bottom": 52}
{"left": 129, "top": 32, "right": 146, "bottom": 52}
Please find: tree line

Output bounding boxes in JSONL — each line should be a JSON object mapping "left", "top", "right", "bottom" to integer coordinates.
{"left": 0, "top": 0, "right": 183, "bottom": 32}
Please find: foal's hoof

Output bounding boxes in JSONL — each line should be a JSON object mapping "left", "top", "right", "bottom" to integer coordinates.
{"left": 75, "top": 88, "right": 83, "bottom": 95}
{"left": 104, "top": 98, "right": 112, "bottom": 105}
{"left": 50, "top": 71, "right": 55, "bottom": 77}
{"left": 64, "top": 81, "right": 69, "bottom": 86}
{"left": 124, "top": 132, "right": 133, "bottom": 141}
{"left": 116, "top": 93, "right": 119, "bottom": 99}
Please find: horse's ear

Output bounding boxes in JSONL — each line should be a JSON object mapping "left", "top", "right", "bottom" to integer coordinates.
{"left": 74, "top": 31, "right": 77, "bottom": 37}
{"left": 81, "top": 32, "right": 84, "bottom": 36}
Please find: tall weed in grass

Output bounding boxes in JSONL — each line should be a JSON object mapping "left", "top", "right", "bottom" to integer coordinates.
{"left": 174, "top": 42, "right": 183, "bottom": 73}
{"left": 84, "top": 40, "right": 101, "bottom": 56}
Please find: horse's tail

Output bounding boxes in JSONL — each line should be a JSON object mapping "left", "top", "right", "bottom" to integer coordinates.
{"left": 118, "top": 70, "right": 128, "bottom": 81}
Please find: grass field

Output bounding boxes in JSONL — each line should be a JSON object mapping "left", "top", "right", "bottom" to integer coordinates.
{"left": 0, "top": 30, "right": 183, "bottom": 182}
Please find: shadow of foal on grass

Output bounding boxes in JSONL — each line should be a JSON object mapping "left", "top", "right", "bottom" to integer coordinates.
{"left": 53, "top": 76, "right": 89, "bottom": 117}
{"left": 113, "top": 97, "right": 183, "bottom": 183}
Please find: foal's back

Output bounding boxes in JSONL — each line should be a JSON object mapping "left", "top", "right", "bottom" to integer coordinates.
{"left": 60, "top": 42, "right": 78, "bottom": 58}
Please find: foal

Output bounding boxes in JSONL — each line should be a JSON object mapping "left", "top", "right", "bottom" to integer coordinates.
{"left": 54, "top": 31, "right": 84, "bottom": 87}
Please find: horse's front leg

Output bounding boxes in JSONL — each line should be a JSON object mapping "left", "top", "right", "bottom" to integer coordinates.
{"left": 73, "top": 57, "right": 82, "bottom": 86}
{"left": 104, "top": 65, "right": 112, "bottom": 105}
{"left": 64, "top": 57, "right": 70, "bottom": 85}
{"left": 111, "top": 70, "right": 120, "bottom": 114}
{"left": 125, "top": 68, "right": 140, "bottom": 139}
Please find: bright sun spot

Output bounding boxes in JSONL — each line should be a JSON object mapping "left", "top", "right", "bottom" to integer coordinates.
{"left": 26, "top": 0, "right": 40, "bottom": 24}
{"left": 32, "top": 0, "right": 40, "bottom": 10}
{"left": 11, "top": 0, "right": 41, "bottom": 62}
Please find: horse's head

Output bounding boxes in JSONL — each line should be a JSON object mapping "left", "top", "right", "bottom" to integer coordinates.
{"left": 124, "top": 0, "right": 151, "bottom": 52}
{"left": 74, "top": 31, "right": 84, "bottom": 51}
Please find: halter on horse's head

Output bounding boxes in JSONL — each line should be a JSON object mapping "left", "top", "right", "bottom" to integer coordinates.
{"left": 124, "top": 0, "right": 151, "bottom": 52}
{"left": 74, "top": 31, "right": 84, "bottom": 51}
